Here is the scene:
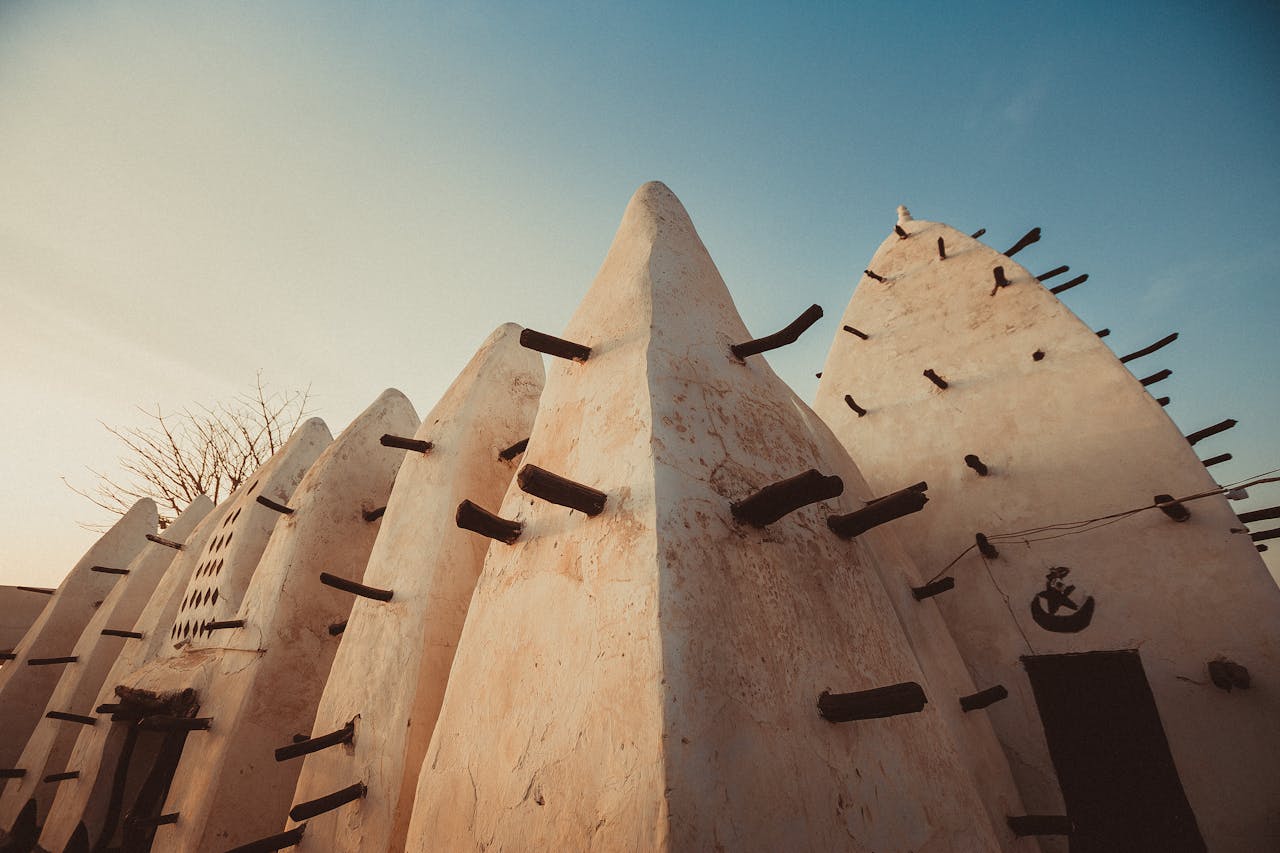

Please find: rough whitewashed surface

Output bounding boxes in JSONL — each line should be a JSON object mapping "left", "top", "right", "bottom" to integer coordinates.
{"left": 150, "top": 389, "right": 418, "bottom": 852}
{"left": 37, "top": 421, "right": 329, "bottom": 852}
{"left": 813, "top": 211, "right": 1280, "bottom": 852}
{"left": 287, "top": 324, "right": 543, "bottom": 853}
{"left": 0, "top": 499, "right": 156, "bottom": 775}
{"left": 0, "top": 497, "right": 211, "bottom": 832}
{"left": 407, "top": 183, "right": 1007, "bottom": 852}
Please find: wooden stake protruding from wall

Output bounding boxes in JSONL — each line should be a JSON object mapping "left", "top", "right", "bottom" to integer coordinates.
{"left": 992, "top": 266, "right": 1011, "bottom": 290}
{"left": 256, "top": 495, "right": 295, "bottom": 515}
{"left": 28, "top": 656, "right": 78, "bottom": 666}
{"left": 1157, "top": 396, "right": 1171, "bottom": 407}
{"left": 817, "top": 682, "right": 927, "bottom": 722}
{"left": 1003, "top": 227, "right": 1041, "bottom": 257}
{"left": 455, "top": 500, "right": 522, "bottom": 544}
{"left": 1251, "top": 528, "right": 1280, "bottom": 543}
{"left": 1185, "top": 419, "right": 1237, "bottom": 446}
{"left": 44, "top": 771, "right": 80, "bottom": 783}
{"left": 46, "top": 711, "right": 97, "bottom": 726}
{"left": 362, "top": 506, "right": 387, "bottom": 522}
{"left": 101, "top": 629, "right": 143, "bottom": 639}
{"left": 90, "top": 565, "right": 129, "bottom": 575}
{"left": 204, "top": 619, "right": 245, "bottom": 631}
{"left": 911, "top": 577, "right": 955, "bottom": 601}
{"left": 327, "top": 620, "right": 347, "bottom": 636}
{"left": 1139, "top": 369, "right": 1172, "bottom": 387}
{"left": 145, "top": 534, "right": 185, "bottom": 551}
{"left": 288, "top": 782, "right": 367, "bottom": 822}
{"left": 519, "top": 328, "right": 591, "bottom": 362}
{"left": 275, "top": 720, "right": 356, "bottom": 762}
{"left": 1050, "top": 274, "right": 1088, "bottom": 295}
{"left": 864, "top": 269, "right": 886, "bottom": 282}
{"left": 1095, "top": 328, "right": 1111, "bottom": 338}
{"left": 844, "top": 395, "right": 867, "bottom": 417}
{"left": 224, "top": 824, "right": 306, "bottom": 853}
{"left": 1119, "top": 332, "right": 1179, "bottom": 364}
{"left": 730, "top": 304, "right": 823, "bottom": 360}
{"left": 959, "top": 685, "right": 1009, "bottom": 712}
{"left": 970, "top": 228, "right": 986, "bottom": 238}
{"left": 380, "top": 434, "right": 432, "bottom": 453}
{"left": 517, "top": 465, "right": 608, "bottom": 517}
{"left": 731, "top": 470, "right": 844, "bottom": 528}
{"left": 0, "top": 769, "right": 26, "bottom": 778}
{"left": 138, "top": 715, "right": 212, "bottom": 732}
{"left": 1238, "top": 505, "right": 1280, "bottom": 524}
{"left": 894, "top": 224, "right": 909, "bottom": 239}
{"left": 923, "top": 369, "right": 949, "bottom": 389}
{"left": 936, "top": 237, "right": 946, "bottom": 259}
{"left": 499, "top": 437, "right": 530, "bottom": 461}
{"left": 1201, "top": 453, "right": 1232, "bottom": 467}
{"left": 319, "top": 572, "right": 393, "bottom": 603}
{"left": 964, "top": 454, "right": 989, "bottom": 476}
{"left": 827, "top": 484, "right": 928, "bottom": 539}
{"left": 1154, "top": 494, "right": 1191, "bottom": 522}
{"left": 1037, "top": 265, "right": 1069, "bottom": 282}
{"left": 842, "top": 325, "right": 869, "bottom": 340}
{"left": 976, "top": 533, "right": 999, "bottom": 558}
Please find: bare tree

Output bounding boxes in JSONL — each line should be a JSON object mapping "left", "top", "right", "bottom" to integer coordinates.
{"left": 66, "top": 375, "right": 312, "bottom": 529}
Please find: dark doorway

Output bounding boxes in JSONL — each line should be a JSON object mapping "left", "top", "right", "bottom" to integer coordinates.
{"left": 1023, "top": 650, "right": 1205, "bottom": 853}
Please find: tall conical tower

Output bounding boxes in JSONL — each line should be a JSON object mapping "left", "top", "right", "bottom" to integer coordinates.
{"left": 408, "top": 183, "right": 1016, "bottom": 851}
{"left": 814, "top": 210, "right": 1280, "bottom": 851}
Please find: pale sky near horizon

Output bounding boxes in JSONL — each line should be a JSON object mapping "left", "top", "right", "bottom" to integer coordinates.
{"left": 2, "top": 1, "right": 1277, "bottom": 587}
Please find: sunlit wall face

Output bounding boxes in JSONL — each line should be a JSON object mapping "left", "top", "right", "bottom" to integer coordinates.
{"left": 2, "top": 1, "right": 1277, "bottom": 585}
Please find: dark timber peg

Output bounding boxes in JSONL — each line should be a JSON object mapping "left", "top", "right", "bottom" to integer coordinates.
{"left": 1157, "top": 397, "right": 1170, "bottom": 407}
{"left": 992, "top": 266, "right": 1011, "bottom": 289}
{"left": 936, "top": 237, "right": 946, "bottom": 259}
{"left": 225, "top": 825, "right": 306, "bottom": 853}
{"left": 1251, "top": 528, "right": 1280, "bottom": 543}
{"left": 44, "top": 771, "right": 80, "bottom": 783}
{"left": 28, "top": 656, "right": 77, "bottom": 666}
{"left": 844, "top": 395, "right": 867, "bottom": 417}
{"left": 1186, "top": 419, "right": 1237, "bottom": 446}
{"left": 520, "top": 328, "right": 591, "bottom": 362}
{"left": 1139, "top": 369, "right": 1172, "bottom": 387}
{"left": 842, "top": 325, "right": 869, "bottom": 340}
{"left": 319, "top": 572, "right": 393, "bottom": 603}
{"left": 1095, "top": 328, "right": 1111, "bottom": 338}
{"left": 327, "top": 620, "right": 347, "bottom": 636}
{"left": 517, "top": 464, "right": 608, "bottom": 516}
{"left": 101, "top": 628, "right": 143, "bottom": 639}
{"left": 1154, "top": 494, "right": 1191, "bottom": 523}
{"left": 1032, "top": 349, "right": 1046, "bottom": 361}
{"left": 255, "top": 495, "right": 294, "bottom": 515}
{"left": 46, "top": 711, "right": 96, "bottom": 726}
{"left": 138, "top": 715, "right": 212, "bottom": 732}
{"left": 380, "top": 434, "right": 432, "bottom": 453}
{"left": 289, "top": 781, "right": 367, "bottom": 822}
{"left": 127, "top": 812, "right": 178, "bottom": 828}
{"left": 827, "top": 484, "right": 928, "bottom": 539}
{"left": 0, "top": 769, "right": 25, "bottom": 779}
{"left": 204, "top": 619, "right": 245, "bottom": 631}
{"left": 1037, "top": 265, "right": 1069, "bottom": 282}
{"left": 499, "top": 437, "right": 530, "bottom": 461}
{"left": 960, "top": 685, "right": 1009, "bottom": 712}
{"left": 1238, "top": 505, "right": 1280, "bottom": 524}
{"left": 863, "top": 269, "right": 886, "bottom": 282}
{"left": 275, "top": 720, "right": 355, "bottom": 762}
{"left": 817, "top": 682, "right": 927, "bottom": 722}
{"left": 730, "top": 304, "right": 823, "bottom": 360}
{"left": 90, "top": 565, "right": 129, "bottom": 575}
{"left": 1119, "top": 332, "right": 1179, "bottom": 364}
{"left": 976, "top": 533, "right": 999, "bottom": 559}
{"left": 362, "top": 506, "right": 387, "bottom": 522}
{"left": 1050, "top": 274, "right": 1088, "bottom": 295}
{"left": 456, "top": 500, "right": 522, "bottom": 544}
{"left": 1003, "top": 227, "right": 1041, "bottom": 257}
{"left": 964, "top": 455, "right": 989, "bottom": 476}
{"left": 145, "top": 534, "right": 185, "bottom": 550}
{"left": 911, "top": 577, "right": 954, "bottom": 601}
{"left": 894, "top": 224, "right": 909, "bottom": 239}
{"left": 0, "top": 652, "right": 15, "bottom": 661}
{"left": 923, "top": 369, "right": 948, "bottom": 389}
{"left": 970, "top": 228, "right": 986, "bottom": 238}
{"left": 1201, "top": 453, "right": 1232, "bottom": 467}
{"left": 731, "top": 470, "right": 844, "bottom": 528}
{"left": 1007, "top": 815, "right": 1073, "bottom": 837}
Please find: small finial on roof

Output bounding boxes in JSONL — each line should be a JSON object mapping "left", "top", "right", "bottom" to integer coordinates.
{"left": 897, "top": 205, "right": 912, "bottom": 224}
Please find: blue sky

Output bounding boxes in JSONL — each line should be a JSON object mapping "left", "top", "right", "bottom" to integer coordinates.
{"left": 2, "top": 1, "right": 1277, "bottom": 584}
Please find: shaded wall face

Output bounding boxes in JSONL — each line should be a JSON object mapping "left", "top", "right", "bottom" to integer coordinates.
{"left": 813, "top": 217, "right": 1280, "bottom": 851}
{"left": 0, "top": 588, "right": 50, "bottom": 652}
